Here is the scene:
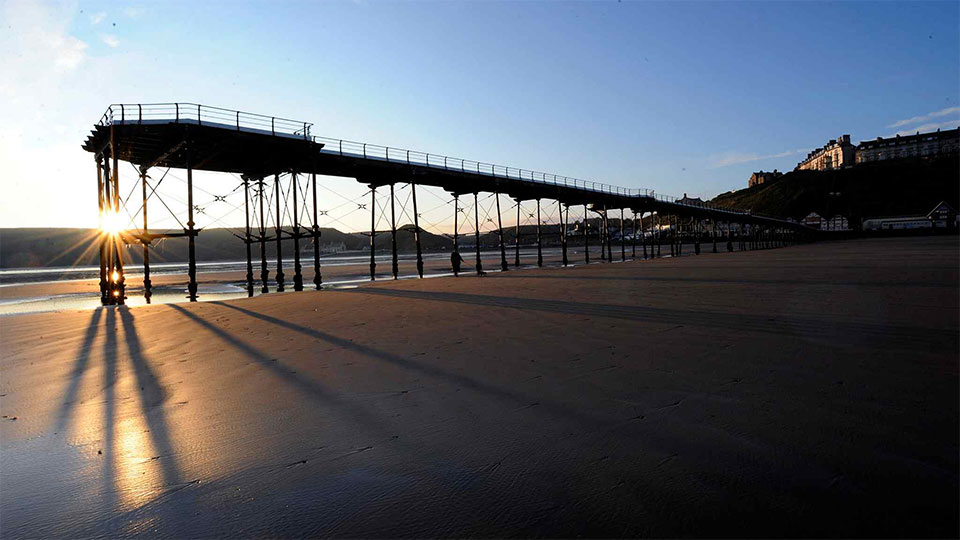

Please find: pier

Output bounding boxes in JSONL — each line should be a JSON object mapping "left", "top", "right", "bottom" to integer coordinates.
{"left": 83, "top": 103, "right": 813, "bottom": 305}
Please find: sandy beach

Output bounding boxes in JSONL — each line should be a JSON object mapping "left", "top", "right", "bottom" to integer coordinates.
{"left": 1, "top": 236, "right": 956, "bottom": 537}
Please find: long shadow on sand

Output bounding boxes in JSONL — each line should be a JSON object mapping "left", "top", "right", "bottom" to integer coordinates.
{"left": 340, "top": 288, "right": 957, "bottom": 351}
{"left": 52, "top": 308, "right": 103, "bottom": 436}
{"left": 47, "top": 307, "right": 192, "bottom": 536}
{"left": 165, "top": 303, "right": 388, "bottom": 433}
{"left": 210, "top": 301, "right": 626, "bottom": 431}
{"left": 117, "top": 307, "right": 184, "bottom": 488}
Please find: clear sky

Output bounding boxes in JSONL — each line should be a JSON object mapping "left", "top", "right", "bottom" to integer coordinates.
{"left": 1, "top": 0, "right": 958, "bottom": 232}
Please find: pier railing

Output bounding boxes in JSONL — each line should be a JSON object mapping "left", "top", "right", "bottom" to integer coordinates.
{"left": 99, "top": 103, "right": 313, "bottom": 139}
{"left": 98, "top": 102, "right": 761, "bottom": 217}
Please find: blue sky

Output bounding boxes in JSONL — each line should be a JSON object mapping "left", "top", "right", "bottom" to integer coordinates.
{"left": 1, "top": 0, "right": 957, "bottom": 229}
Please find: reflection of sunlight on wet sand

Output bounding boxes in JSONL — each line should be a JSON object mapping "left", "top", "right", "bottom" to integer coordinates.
{"left": 64, "top": 315, "right": 170, "bottom": 513}
{"left": 114, "top": 410, "right": 163, "bottom": 510}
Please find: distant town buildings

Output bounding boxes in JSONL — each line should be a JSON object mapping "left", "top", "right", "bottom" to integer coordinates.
{"left": 678, "top": 193, "right": 705, "bottom": 205}
{"left": 749, "top": 170, "right": 782, "bottom": 187}
{"left": 795, "top": 128, "right": 959, "bottom": 172}
{"left": 748, "top": 127, "right": 960, "bottom": 186}
{"left": 857, "top": 129, "right": 960, "bottom": 164}
{"left": 796, "top": 134, "right": 857, "bottom": 171}
{"left": 861, "top": 202, "right": 957, "bottom": 231}
{"left": 801, "top": 212, "right": 823, "bottom": 228}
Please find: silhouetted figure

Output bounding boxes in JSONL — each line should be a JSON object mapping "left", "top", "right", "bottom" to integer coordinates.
{"left": 451, "top": 250, "right": 464, "bottom": 275}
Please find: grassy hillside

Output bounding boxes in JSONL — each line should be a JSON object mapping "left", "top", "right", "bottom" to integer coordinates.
{"left": 710, "top": 156, "right": 959, "bottom": 225}
{"left": 0, "top": 226, "right": 451, "bottom": 269}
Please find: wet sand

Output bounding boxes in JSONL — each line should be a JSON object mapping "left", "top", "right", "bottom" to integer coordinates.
{"left": 1, "top": 236, "right": 957, "bottom": 538}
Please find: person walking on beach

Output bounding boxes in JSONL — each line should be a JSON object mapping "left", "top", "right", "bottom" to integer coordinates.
{"left": 451, "top": 249, "right": 464, "bottom": 276}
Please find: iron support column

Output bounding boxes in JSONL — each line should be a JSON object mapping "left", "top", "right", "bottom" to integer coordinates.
{"left": 292, "top": 172, "right": 303, "bottom": 291}
{"left": 536, "top": 199, "right": 543, "bottom": 267}
{"left": 274, "top": 173, "right": 285, "bottom": 292}
{"left": 96, "top": 157, "right": 107, "bottom": 305}
{"left": 311, "top": 172, "right": 322, "bottom": 289}
{"left": 600, "top": 207, "right": 607, "bottom": 262}
{"left": 411, "top": 183, "right": 423, "bottom": 278}
{"left": 656, "top": 213, "right": 662, "bottom": 257}
{"left": 496, "top": 193, "right": 508, "bottom": 271}
{"left": 620, "top": 209, "right": 626, "bottom": 261}
{"left": 712, "top": 220, "right": 718, "bottom": 253}
{"left": 453, "top": 194, "right": 460, "bottom": 276}
{"left": 514, "top": 200, "right": 521, "bottom": 267}
{"left": 695, "top": 219, "right": 701, "bottom": 255}
{"left": 561, "top": 204, "right": 569, "bottom": 267}
{"left": 667, "top": 216, "right": 677, "bottom": 257}
{"left": 185, "top": 150, "right": 197, "bottom": 302}
{"left": 640, "top": 212, "right": 647, "bottom": 259}
{"left": 474, "top": 193, "right": 483, "bottom": 275}
{"left": 369, "top": 186, "right": 376, "bottom": 280}
{"left": 258, "top": 178, "right": 269, "bottom": 293}
{"left": 110, "top": 126, "right": 125, "bottom": 304}
{"left": 243, "top": 177, "right": 254, "bottom": 297}
{"left": 632, "top": 210, "right": 637, "bottom": 259}
{"left": 140, "top": 168, "right": 152, "bottom": 303}
{"left": 605, "top": 208, "right": 612, "bottom": 262}
{"left": 390, "top": 183, "right": 398, "bottom": 279}
{"left": 583, "top": 204, "right": 590, "bottom": 264}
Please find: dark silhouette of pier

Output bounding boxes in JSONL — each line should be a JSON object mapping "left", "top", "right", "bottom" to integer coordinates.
{"left": 82, "top": 103, "right": 813, "bottom": 305}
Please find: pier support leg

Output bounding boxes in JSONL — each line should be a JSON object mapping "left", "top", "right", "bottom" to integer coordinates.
{"left": 292, "top": 172, "right": 303, "bottom": 291}
{"left": 411, "top": 183, "right": 423, "bottom": 278}
{"left": 185, "top": 152, "right": 197, "bottom": 302}
{"left": 536, "top": 199, "right": 543, "bottom": 267}
{"left": 258, "top": 178, "right": 269, "bottom": 294}
{"left": 243, "top": 177, "right": 254, "bottom": 297}
{"left": 695, "top": 219, "right": 701, "bottom": 255}
{"left": 632, "top": 210, "right": 637, "bottom": 259}
{"left": 601, "top": 207, "right": 608, "bottom": 262}
{"left": 390, "top": 183, "right": 399, "bottom": 279}
{"left": 583, "top": 204, "right": 590, "bottom": 264}
{"left": 514, "top": 200, "right": 521, "bottom": 267}
{"left": 474, "top": 193, "right": 483, "bottom": 275}
{"left": 369, "top": 186, "right": 376, "bottom": 281}
{"left": 453, "top": 195, "right": 460, "bottom": 276}
{"left": 109, "top": 127, "right": 126, "bottom": 304}
{"left": 103, "top": 156, "right": 115, "bottom": 304}
{"left": 274, "top": 173, "right": 285, "bottom": 292}
{"left": 667, "top": 216, "right": 677, "bottom": 257}
{"left": 140, "top": 168, "right": 152, "bottom": 303}
{"left": 640, "top": 212, "right": 647, "bottom": 259}
{"left": 311, "top": 172, "right": 322, "bottom": 289}
{"left": 96, "top": 157, "right": 108, "bottom": 305}
{"left": 620, "top": 209, "right": 626, "bottom": 262}
{"left": 676, "top": 215, "right": 682, "bottom": 257}
{"left": 496, "top": 193, "right": 508, "bottom": 272}
{"left": 561, "top": 204, "right": 569, "bottom": 267}
{"left": 712, "top": 220, "right": 718, "bottom": 253}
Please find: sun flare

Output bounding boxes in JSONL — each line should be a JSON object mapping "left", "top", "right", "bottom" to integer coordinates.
{"left": 101, "top": 212, "right": 126, "bottom": 235}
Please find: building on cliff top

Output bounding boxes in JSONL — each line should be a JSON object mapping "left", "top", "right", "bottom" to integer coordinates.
{"left": 749, "top": 170, "right": 782, "bottom": 187}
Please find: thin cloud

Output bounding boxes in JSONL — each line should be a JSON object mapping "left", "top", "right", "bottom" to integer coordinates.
{"left": 100, "top": 34, "right": 120, "bottom": 48}
{"left": 709, "top": 149, "right": 804, "bottom": 169}
{"left": 90, "top": 11, "right": 106, "bottom": 24}
{"left": 888, "top": 119, "right": 959, "bottom": 137}
{"left": 888, "top": 106, "right": 960, "bottom": 129}
{"left": 123, "top": 6, "right": 145, "bottom": 18}
{"left": 52, "top": 34, "right": 88, "bottom": 71}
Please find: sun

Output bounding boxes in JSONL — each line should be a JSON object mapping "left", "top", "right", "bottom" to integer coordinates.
{"left": 101, "top": 211, "right": 126, "bottom": 235}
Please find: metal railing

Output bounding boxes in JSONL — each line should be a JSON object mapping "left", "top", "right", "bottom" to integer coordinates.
{"left": 99, "top": 103, "right": 312, "bottom": 139}
{"left": 96, "top": 103, "right": 781, "bottom": 221}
